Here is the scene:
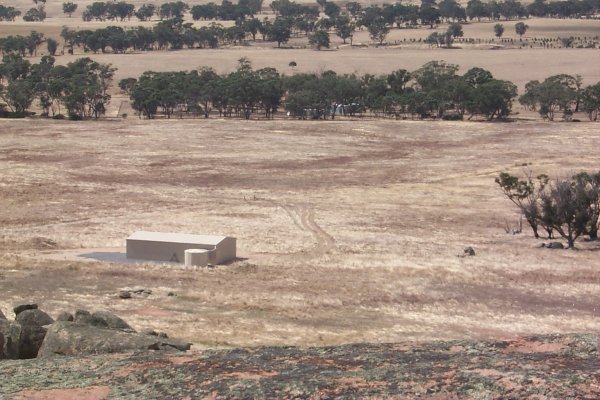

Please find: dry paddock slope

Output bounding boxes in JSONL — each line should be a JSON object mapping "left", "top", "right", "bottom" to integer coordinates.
{"left": 1, "top": 118, "right": 600, "bottom": 348}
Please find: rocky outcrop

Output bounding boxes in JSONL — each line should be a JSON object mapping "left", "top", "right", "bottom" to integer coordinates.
{"left": 13, "top": 304, "right": 37, "bottom": 316}
{"left": 55, "top": 312, "right": 73, "bottom": 322}
{"left": 38, "top": 322, "right": 191, "bottom": 357}
{"left": 0, "top": 304, "right": 190, "bottom": 360}
{"left": 14, "top": 309, "right": 55, "bottom": 359}
{"left": 89, "top": 311, "right": 134, "bottom": 332}
{"left": 73, "top": 310, "right": 132, "bottom": 331}
{"left": 0, "top": 309, "right": 6, "bottom": 320}
{"left": 0, "top": 334, "right": 598, "bottom": 399}
{"left": 18, "top": 325, "right": 47, "bottom": 359}
{"left": 0, "top": 320, "right": 21, "bottom": 359}
{"left": 15, "top": 309, "right": 54, "bottom": 327}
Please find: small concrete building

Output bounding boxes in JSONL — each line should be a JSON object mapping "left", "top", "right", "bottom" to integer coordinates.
{"left": 126, "top": 231, "right": 236, "bottom": 265}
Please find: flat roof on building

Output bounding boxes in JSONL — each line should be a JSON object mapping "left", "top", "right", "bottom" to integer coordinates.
{"left": 127, "top": 231, "right": 228, "bottom": 245}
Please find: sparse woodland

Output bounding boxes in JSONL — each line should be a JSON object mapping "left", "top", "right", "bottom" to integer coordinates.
{"left": 497, "top": 171, "right": 600, "bottom": 248}
{"left": 1, "top": 52, "right": 599, "bottom": 121}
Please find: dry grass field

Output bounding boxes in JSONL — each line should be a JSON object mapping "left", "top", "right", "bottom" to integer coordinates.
{"left": 2, "top": 117, "right": 600, "bottom": 349}
{"left": 1, "top": 10, "right": 600, "bottom": 355}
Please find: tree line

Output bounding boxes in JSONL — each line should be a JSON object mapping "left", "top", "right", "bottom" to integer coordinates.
{"left": 520, "top": 74, "right": 600, "bottom": 121}
{"left": 123, "top": 59, "right": 600, "bottom": 121}
{"left": 53, "top": 17, "right": 294, "bottom": 53}
{"left": 0, "top": 55, "right": 114, "bottom": 119}
{"left": 124, "top": 59, "right": 519, "bottom": 120}
{"left": 80, "top": 0, "right": 259, "bottom": 22}
{"left": 3, "top": 0, "right": 599, "bottom": 54}
{"left": 3, "top": 0, "right": 598, "bottom": 28}
{"left": 49, "top": 0, "right": 600, "bottom": 23}
{"left": 2, "top": 55, "right": 599, "bottom": 122}
{"left": 497, "top": 170, "right": 600, "bottom": 248}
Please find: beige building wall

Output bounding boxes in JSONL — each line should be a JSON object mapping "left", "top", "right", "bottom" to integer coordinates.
{"left": 126, "top": 231, "right": 236, "bottom": 264}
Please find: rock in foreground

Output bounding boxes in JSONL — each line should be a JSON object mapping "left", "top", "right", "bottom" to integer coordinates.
{"left": 38, "top": 322, "right": 191, "bottom": 357}
{"left": 1, "top": 333, "right": 598, "bottom": 398}
{"left": 0, "top": 305, "right": 191, "bottom": 360}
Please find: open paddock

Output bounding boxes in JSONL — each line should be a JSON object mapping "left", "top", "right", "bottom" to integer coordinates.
{"left": 1, "top": 118, "right": 599, "bottom": 347}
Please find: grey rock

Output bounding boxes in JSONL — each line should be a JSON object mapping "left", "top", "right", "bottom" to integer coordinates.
{"left": 119, "top": 291, "right": 132, "bottom": 299}
{"left": 90, "top": 311, "right": 134, "bottom": 332}
{"left": 546, "top": 242, "right": 565, "bottom": 249}
{"left": 13, "top": 304, "right": 37, "bottom": 316}
{"left": 143, "top": 329, "right": 168, "bottom": 338}
{"left": 0, "top": 308, "right": 6, "bottom": 320}
{"left": 0, "top": 320, "right": 22, "bottom": 359}
{"left": 133, "top": 288, "right": 152, "bottom": 295}
{"left": 38, "top": 322, "right": 191, "bottom": 357}
{"left": 15, "top": 309, "right": 54, "bottom": 327}
{"left": 56, "top": 312, "right": 74, "bottom": 322}
{"left": 160, "top": 338, "right": 190, "bottom": 351}
{"left": 18, "top": 325, "right": 47, "bottom": 359}
{"left": 74, "top": 309, "right": 92, "bottom": 324}
{"left": 463, "top": 247, "right": 476, "bottom": 256}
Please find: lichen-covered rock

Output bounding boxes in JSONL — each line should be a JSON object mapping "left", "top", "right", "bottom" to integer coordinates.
{"left": 74, "top": 310, "right": 92, "bottom": 324}
{"left": 38, "top": 322, "right": 191, "bottom": 357}
{"left": 0, "top": 320, "right": 22, "bottom": 359}
{"left": 56, "top": 312, "right": 74, "bottom": 322}
{"left": 12, "top": 310, "right": 54, "bottom": 359}
{"left": 15, "top": 309, "right": 54, "bottom": 327}
{"left": 89, "top": 311, "right": 134, "bottom": 332}
{"left": 13, "top": 304, "right": 37, "bottom": 316}
{"left": 3, "top": 333, "right": 598, "bottom": 398}
{"left": 18, "top": 325, "right": 47, "bottom": 359}
{"left": 463, "top": 246, "right": 476, "bottom": 256}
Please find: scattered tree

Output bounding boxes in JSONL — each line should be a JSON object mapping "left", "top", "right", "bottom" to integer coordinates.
{"left": 23, "top": 6, "right": 47, "bottom": 21}
{"left": 514, "top": 21, "right": 528, "bottom": 38}
{"left": 581, "top": 82, "right": 600, "bottom": 121}
{"left": 309, "top": 30, "right": 330, "bottom": 50}
{"left": 0, "top": 5, "right": 22, "bottom": 21}
{"left": 46, "top": 38, "right": 58, "bottom": 55}
{"left": 494, "top": 23, "right": 504, "bottom": 38}
{"left": 519, "top": 74, "right": 578, "bottom": 120}
{"left": 335, "top": 15, "right": 355, "bottom": 45}
{"left": 367, "top": 19, "right": 389, "bottom": 45}
{"left": 135, "top": 3, "right": 156, "bottom": 21}
{"left": 496, "top": 170, "right": 600, "bottom": 248}
{"left": 445, "top": 22, "right": 463, "bottom": 47}
{"left": 267, "top": 17, "right": 292, "bottom": 47}
{"left": 63, "top": 2, "right": 78, "bottom": 17}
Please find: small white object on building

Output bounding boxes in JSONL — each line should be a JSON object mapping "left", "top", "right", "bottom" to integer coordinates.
{"left": 185, "top": 249, "right": 210, "bottom": 267}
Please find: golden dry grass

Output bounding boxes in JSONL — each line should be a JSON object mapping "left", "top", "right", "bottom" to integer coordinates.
{"left": 1, "top": 117, "right": 600, "bottom": 349}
